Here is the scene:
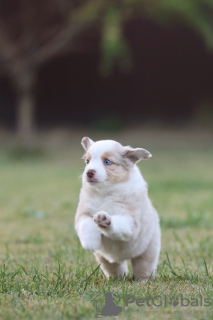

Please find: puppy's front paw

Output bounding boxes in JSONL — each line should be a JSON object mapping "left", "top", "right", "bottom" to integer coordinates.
{"left": 81, "top": 232, "right": 101, "bottom": 252}
{"left": 93, "top": 211, "right": 111, "bottom": 229}
{"left": 81, "top": 239, "right": 101, "bottom": 252}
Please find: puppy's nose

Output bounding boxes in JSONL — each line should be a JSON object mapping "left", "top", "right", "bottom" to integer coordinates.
{"left": 87, "top": 169, "right": 96, "bottom": 178}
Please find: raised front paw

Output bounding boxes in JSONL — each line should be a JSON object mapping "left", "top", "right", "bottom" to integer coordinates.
{"left": 93, "top": 211, "right": 111, "bottom": 229}
{"left": 81, "top": 238, "right": 101, "bottom": 252}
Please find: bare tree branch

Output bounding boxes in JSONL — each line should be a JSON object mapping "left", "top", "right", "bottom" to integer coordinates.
{"left": 0, "top": 27, "right": 19, "bottom": 62}
{"left": 33, "top": 0, "right": 106, "bottom": 65}
{"left": 0, "top": 0, "right": 108, "bottom": 139}
{"left": 33, "top": 21, "right": 93, "bottom": 64}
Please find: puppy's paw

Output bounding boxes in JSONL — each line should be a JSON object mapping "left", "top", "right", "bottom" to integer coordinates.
{"left": 80, "top": 231, "right": 101, "bottom": 252}
{"left": 93, "top": 211, "right": 111, "bottom": 229}
{"left": 81, "top": 240, "right": 101, "bottom": 252}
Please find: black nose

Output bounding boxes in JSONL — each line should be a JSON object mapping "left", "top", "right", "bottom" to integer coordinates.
{"left": 87, "top": 169, "right": 96, "bottom": 178}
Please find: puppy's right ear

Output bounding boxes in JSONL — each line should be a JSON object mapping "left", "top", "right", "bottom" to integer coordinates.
{"left": 81, "top": 137, "right": 94, "bottom": 151}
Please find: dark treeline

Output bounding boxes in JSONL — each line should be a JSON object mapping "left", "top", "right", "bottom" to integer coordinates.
{"left": 0, "top": 17, "right": 213, "bottom": 129}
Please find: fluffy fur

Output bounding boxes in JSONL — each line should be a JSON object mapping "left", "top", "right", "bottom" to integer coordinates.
{"left": 75, "top": 137, "right": 161, "bottom": 280}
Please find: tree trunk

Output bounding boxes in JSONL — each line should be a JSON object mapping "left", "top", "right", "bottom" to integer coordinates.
{"left": 15, "top": 70, "right": 36, "bottom": 147}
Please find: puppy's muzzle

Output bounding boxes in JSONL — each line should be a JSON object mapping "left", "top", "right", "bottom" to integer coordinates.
{"left": 86, "top": 169, "right": 97, "bottom": 182}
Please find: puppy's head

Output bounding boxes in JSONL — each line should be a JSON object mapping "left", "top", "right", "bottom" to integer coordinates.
{"left": 81, "top": 137, "right": 152, "bottom": 185}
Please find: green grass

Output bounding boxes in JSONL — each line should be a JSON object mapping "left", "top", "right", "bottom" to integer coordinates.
{"left": 0, "top": 128, "right": 212, "bottom": 319}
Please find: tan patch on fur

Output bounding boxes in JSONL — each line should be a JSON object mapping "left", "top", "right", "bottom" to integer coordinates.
{"left": 125, "top": 150, "right": 139, "bottom": 163}
{"left": 124, "top": 147, "right": 151, "bottom": 163}
{"left": 106, "top": 164, "right": 129, "bottom": 183}
{"left": 127, "top": 205, "right": 137, "bottom": 212}
{"left": 101, "top": 151, "right": 130, "bottom": 183}
{"left": 101, "top": 152, "right": 114, "bottom": 162}
{"left": 82, "top": 151, "right": 91, "bottom": 162}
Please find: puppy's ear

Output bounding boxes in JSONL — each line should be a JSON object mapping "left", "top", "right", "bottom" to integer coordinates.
{"left": 81, "top": 137, "right": 94, "bottom": 151}
{"left": 123, "top": 147, "right": 152, "bottom": 163}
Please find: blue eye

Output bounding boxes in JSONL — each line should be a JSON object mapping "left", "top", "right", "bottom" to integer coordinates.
{"left": 104, "top": 159, "right": 111, "bottom": 165}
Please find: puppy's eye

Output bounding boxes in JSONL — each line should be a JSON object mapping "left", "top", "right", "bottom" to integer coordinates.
{"left": 104, "top": 159, "right": 111, "bottom": 165}
{"left": 86, "top": 159, "right": 90, "bottom": 164}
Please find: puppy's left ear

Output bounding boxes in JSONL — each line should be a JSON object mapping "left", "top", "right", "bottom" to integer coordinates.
{"left": 81, "top": 137, "right": 94, "bottom": 151}
{"left": 124, "top": 147, "right": 152, "bottom": 163}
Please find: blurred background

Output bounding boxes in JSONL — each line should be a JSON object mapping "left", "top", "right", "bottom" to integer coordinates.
{"left": 0, "top": 4, "right": 212, "bottom": 310}
{"left": 0, "top": 0, "right": 212, "bottom": 147}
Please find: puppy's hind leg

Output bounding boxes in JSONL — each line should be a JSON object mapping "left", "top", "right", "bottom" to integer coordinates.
{"left": 94, "top": 253, "right": 128, "bottom": 279}
{"left": 131, "top": 235, "right": 160, "bottom": 281}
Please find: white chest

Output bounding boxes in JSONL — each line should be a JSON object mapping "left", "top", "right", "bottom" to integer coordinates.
{"left": 83, "top": 192, "right": 128, "bottom": 216}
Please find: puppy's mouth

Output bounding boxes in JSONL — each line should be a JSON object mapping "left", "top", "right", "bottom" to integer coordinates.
{"left": 87, "top": 177, "right": 98, "bottom": 183}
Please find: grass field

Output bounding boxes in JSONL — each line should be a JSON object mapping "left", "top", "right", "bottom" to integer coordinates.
{"left": 0, "top": 128, "right": 212, "bottom": 320}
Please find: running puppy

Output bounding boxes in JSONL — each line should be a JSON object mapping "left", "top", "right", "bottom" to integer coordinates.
{"left": 75, "top": 137, "right": 161, "bottom": 280}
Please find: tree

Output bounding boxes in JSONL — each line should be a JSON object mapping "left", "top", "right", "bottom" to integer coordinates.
{"left": 0, "top": 0, "right": 107, "bottom": 145}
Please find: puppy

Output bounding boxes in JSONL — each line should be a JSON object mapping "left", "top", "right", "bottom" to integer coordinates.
{"left": 75, "top": 137, "right": 161, "bottom": 280}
